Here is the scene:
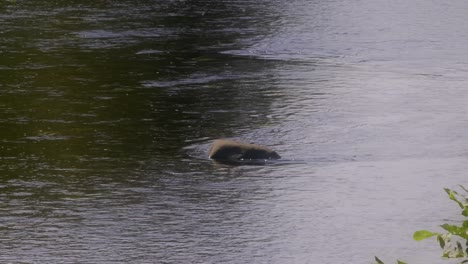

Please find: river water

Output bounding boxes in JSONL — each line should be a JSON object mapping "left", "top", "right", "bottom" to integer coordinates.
{"left": 1, "top": 0, "right": 468, "bottom": 263}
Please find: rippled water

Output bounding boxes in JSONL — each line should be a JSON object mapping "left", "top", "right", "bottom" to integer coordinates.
{"left": 2, "top": 0, "right": 468, "bottom": 263}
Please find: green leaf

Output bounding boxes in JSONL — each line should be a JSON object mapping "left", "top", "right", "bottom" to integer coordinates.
{"left": 445, "top": 188, "right": 465, "bottom": 209}
{"left": 441, "top": 224, "right": 460, "bottom": 233}
{"left": 456, "top": 241, "right": 464, "bottom": 258}
{"left": 458, "top": 184, "right": 468, "bottom": 194}
{"left": 438, "top": 234, "right": 446, "bottom": 249}
{"left": 414, "top": 230, "right": 438, "bottom": 241}
{"left": 374, "top": 256, "right": 384, "bottom": 264}
{"left": 463, "top": 208, "right": 468, "bottom": 217}
{"left": 444, "top": 187, "right": 455, "bottom": 195}
{"left": 441, "top": 224, "right": 468, "bottom": 239}
{"left": 463, "top": 220, "right": 468, "bottom": 228}
{"left": 397, "top": 260, "right": 407, "bottom": 264}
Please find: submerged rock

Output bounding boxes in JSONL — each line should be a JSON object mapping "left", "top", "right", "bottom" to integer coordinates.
{"left": 208, "top": 139, "right": 281, "bottom": 162}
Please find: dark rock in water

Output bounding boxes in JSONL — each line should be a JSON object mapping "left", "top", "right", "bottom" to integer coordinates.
{"left": 208, "top": 139, "right": 281, "bottom": 162}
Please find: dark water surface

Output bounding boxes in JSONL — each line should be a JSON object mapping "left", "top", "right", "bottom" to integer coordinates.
{"left": 2, "top": 0, "right": 468, "bottom": 263}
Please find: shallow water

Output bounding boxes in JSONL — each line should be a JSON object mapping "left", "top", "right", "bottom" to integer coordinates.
{"left": 1, "top": 0, "right": 468, "bottom": 263}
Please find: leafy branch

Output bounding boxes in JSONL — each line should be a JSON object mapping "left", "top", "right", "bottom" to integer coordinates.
{"left": 375, "top": 185, "right": 468, "bottom": 264}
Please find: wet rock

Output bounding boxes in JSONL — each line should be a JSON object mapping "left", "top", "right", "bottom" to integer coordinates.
{"left": 208, "top": 139, "right": 281, "bottom": 162}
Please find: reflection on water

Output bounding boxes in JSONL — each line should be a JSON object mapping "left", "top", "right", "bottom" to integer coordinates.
{"left": 2, "top": 0, "right": 468, "bottom": 263}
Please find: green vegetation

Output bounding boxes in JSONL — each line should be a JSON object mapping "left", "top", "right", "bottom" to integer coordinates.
{"left": 374, "top": 257, "right": 406, "bottom": 264}
{"left": 375, "top": 186, "right": 468, "bottom": 264}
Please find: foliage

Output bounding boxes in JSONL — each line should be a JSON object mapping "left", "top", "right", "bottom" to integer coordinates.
{"left": 375, "top": 185, "right": 468, "bottom": 264}
{"left": 374, "top": 256, "right": 407, "bottom": 264}
{"left": 413, "top": 186, "right": 468, "bottom": 262}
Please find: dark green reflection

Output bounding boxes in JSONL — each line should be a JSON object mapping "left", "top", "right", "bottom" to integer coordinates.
{"left": 0, "top": 0, "right": 284, "bottom": 181}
